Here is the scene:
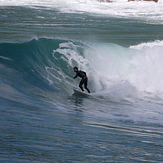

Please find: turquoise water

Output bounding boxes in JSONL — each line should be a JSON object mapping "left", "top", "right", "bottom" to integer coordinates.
{"left": 1, "top": 0, "right": 163, "bottom": 162}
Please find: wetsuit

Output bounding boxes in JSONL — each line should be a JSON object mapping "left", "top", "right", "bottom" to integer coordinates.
{"left": 73, "top": 70, "right": 90, "bottom": 93}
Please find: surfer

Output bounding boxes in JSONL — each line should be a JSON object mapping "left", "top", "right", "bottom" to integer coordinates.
{"left": 72, "top": 67, "right": 90, "bottom": 93}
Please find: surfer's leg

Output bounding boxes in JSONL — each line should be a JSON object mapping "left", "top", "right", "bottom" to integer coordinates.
{"left": 84, "top": 79, "right": 90, "bottom": 93}
{"left": 79, "top": 79, "right": 84, "bottom": 91}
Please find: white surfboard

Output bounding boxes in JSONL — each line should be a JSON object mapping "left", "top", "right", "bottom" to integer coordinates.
{"left": 74, "top": 89, "right": 90, "bottom": 96}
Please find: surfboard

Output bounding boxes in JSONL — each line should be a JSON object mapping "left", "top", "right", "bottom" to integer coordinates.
{"left": 74, "top": 89, "right": 90, "bottom": 96}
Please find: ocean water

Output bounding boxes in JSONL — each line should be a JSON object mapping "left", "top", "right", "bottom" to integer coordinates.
{"left": 1, "top": 0, "right": 163, "bottom": 162}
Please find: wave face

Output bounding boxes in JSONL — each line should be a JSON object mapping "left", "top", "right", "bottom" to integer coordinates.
{"left": 1, "top": 38, "right": 163, "bottom": 104}
{"left": 0, "top": 39, "right": 70, "bottom": 106}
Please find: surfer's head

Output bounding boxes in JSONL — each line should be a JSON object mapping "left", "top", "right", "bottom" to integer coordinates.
{"left": 73, "top": 67, "right": 78, "bottom": 72}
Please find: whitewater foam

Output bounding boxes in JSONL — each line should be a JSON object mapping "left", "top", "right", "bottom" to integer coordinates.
{"left": 51, "top": 39, "right": 163, "bottom": 100}
{"left": 1, "top": 0, "right": 163, "bottom": 24}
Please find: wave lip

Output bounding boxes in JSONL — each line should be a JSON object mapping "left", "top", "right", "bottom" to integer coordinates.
{"left": 130, "top": 40, "right": 163, "bottom": 49}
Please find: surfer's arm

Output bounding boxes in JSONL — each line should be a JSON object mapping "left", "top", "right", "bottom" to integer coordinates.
{"left": 73, "top": 75, "right": 77, "bottom": 79}
{"left": 72, "top": 74, "right": 77, "bottom": 81}
{"left": 73, "top": 72, "right": 79, "bottom": 79}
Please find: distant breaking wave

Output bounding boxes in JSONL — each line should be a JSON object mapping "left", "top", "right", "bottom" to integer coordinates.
{"left": 1, "top": 0, "right": 163, "bottom": 24}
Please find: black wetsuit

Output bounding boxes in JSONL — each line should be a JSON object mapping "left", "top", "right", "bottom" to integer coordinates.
{"left": 73, "top": 70, "right": 90, "bottom": 93}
